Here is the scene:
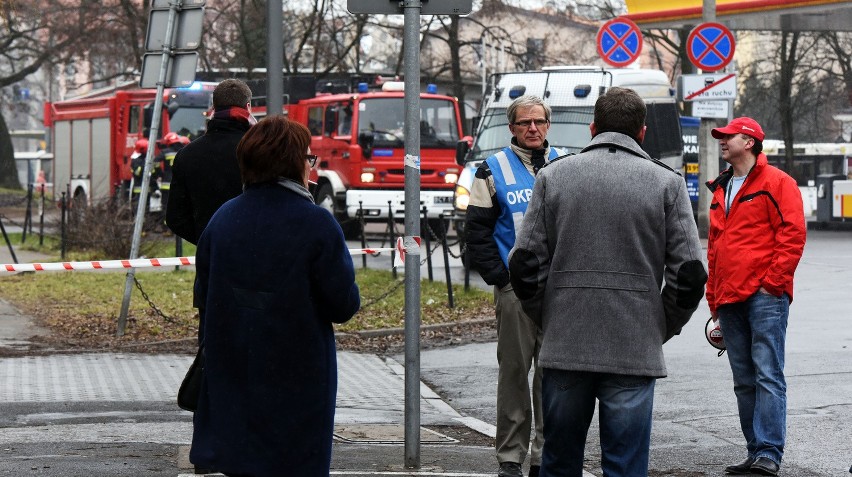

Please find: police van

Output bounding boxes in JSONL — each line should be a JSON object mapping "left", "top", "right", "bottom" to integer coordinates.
{"left": 453, "top": 66, "right": 683, "bottom": 237}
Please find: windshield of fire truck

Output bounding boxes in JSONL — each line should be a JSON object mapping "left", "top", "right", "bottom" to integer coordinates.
{"left": 358, "top": 98, "right": 459, "bottom": 148}
{"left": 169, "top": 106, "right": 208, "bottom": 141}
{"left": 469, "top": 107, "right": 595, "bottom": 162}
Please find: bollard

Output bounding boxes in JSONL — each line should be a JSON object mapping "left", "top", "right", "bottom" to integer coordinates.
{"left": 387, "top": 201, "right": 397, "bottom": 279}
{"left": 0, "top": 215, "right": 18, "bottom": 264}
{"left": 422, "top": 206, "right": 433, "bottom": 282}
{"left": 439, "top": 214, "right": 454, "bottom": 308}
{"left": 22, "top": 184, "right": 33, "bottom": 243}
{"left": 359, "top": 201, "right": 367, "bottom": 269}
{"left": 175, "top": 235, "right": 183, "bottom": 271}
{"left": 38, "top": 185, "right": 45, "bottom": 246}
{"left": 60, "top": 192, "right": 67, "bottom": 260}
{"left": 463, "top": 238, "right": 470, "bottom": 292}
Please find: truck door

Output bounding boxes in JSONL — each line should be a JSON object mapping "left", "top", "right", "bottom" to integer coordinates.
{"left": 325, "top": 101, "right": 352, "bottom": 167}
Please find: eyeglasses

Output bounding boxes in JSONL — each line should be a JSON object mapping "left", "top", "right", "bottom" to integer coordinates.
{"left": 513, "top": 119, "right": 549, "bottom": 128}
{"left": 305, "top": 154, "right": 318, "bottom": 167}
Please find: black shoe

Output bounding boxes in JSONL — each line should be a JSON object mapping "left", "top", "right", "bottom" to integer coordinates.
{"left": 498, "top": 462, "right": 523, "bottom": 477}
{"left": 724, "top": 456, "right": 756, "bottom": 474}
{"left": 751, "top": 457, "right": 780, "bottom": 476}
{"left": 528, "top": 464, "right": 540, "bottom": 477}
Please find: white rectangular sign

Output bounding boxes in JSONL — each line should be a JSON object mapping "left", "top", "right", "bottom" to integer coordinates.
{"left": 693, "top": 100, "right": 729, "bottom": 119}
{"left": 679, "top": 73, "right": 737, "bottom": 101}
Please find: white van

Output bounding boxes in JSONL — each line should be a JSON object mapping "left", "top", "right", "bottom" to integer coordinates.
{"left": 453, "top": 67, "right": 684, "bottom": 235}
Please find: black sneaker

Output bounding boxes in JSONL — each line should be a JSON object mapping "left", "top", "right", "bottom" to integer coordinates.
{"left": 529, "top": 464, "right": 541, "bottom": 477}
{"left": 498, "top": 462, "right": 523, "bottom": 477}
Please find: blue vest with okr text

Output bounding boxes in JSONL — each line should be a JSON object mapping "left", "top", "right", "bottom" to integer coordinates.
{"left": 486, "top": 146, "right": 562, "bottom": 268}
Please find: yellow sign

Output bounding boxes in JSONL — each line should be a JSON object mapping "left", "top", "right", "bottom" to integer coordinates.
{"left": 686, "top": 163, "right": 699, "bottom": 174}
{"left": 625, "top": 0, "right": 850, "bottom": 24}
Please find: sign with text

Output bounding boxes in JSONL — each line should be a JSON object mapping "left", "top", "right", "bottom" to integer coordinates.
{"left": 693, "top": 100, "right": 730, "bottom": 118}
{"left": 347, "top": 0, "right": 472, "bottom": 15}
{"left": 678, "top": 73, "right": 737, "bottom": 101}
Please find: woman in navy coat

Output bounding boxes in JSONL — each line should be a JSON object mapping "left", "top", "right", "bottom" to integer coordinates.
{"left": 190, "top": 115, "right": 360, "bottom": 476}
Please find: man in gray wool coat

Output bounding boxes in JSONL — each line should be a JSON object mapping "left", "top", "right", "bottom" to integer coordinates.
{"left": 508, "top": 87, "right": 708, "bottom": 477}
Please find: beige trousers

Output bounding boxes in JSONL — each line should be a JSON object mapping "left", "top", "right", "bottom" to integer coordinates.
{"left": 495, "top": 284, "right": 544, "bottom": 467}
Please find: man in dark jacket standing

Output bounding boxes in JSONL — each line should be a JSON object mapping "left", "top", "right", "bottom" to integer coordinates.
{"left": 466, "top": 95, "right": 563, "bottom": 477}
{"left": 509, "top": 87, "right": 707, "bottom": 477}
{"left": 706, "top": 117, "right": 806, "bottom": 476}
{"left": 166, "top": 78, "right": 254, "bottom": 245}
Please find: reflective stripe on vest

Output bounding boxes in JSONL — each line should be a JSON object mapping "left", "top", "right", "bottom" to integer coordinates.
{"left": 486, "top": 147, "right": 562, "bottom": 268}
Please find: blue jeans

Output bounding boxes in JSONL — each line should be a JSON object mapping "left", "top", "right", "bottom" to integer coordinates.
{"left": 540, "top": 369, "right": 656, "bottom": 477}
{"left": 718, "top": 291, "right": 789, "bottom": 465}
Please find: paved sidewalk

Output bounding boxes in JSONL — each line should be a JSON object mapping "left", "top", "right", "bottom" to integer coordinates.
{"left": 0, "top": 231, "right": 591, "bottom": 477}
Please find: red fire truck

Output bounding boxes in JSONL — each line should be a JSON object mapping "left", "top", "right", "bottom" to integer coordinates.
{"left": 44, "top": 81, "right": 214, "bottom": 208}
{"left": 254, "top": 77, "right": 467, "bottom": 236}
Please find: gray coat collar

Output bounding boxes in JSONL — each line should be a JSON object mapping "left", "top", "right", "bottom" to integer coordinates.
{"left": 581, "top": 132, "right": 651, "bottom": 160}
{"left": 276, "top": 178, "right": 314, "bottom": 201}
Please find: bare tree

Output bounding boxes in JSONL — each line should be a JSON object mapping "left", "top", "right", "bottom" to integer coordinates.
{"left": 0, "top": 0, "right": 104, "bottom": 189}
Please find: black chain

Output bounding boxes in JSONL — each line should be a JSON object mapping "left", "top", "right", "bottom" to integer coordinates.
{"left": 359, "top": 277, "right": 406, "bottom": 310}
{"left": 0, "top": 195, "right": 27, "bottom": 207}
{"left": 0, "top": 215, "right": 25, "bottom": 229}
{"left": 133, "top": 276, "right": 176, "bottom": 323}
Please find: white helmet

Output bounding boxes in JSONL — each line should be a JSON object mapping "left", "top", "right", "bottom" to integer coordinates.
{"left": 705, "top": 317, "right": 726, "bottom": 351}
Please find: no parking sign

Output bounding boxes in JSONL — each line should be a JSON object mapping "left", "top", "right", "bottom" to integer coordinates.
{"left": 597, "top": 17, "right": 643, "bottom": 68}
{"left": 687, "top": 23, "right": 736, "bottom": 72}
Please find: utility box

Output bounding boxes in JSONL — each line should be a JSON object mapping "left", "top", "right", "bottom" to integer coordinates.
{"left": 816, "top": 174, "right": 845, "bottom": 222}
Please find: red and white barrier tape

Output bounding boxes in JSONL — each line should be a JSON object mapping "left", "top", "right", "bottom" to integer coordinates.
{"left": 1, "top": 244, "right": 410, "bottom": 273}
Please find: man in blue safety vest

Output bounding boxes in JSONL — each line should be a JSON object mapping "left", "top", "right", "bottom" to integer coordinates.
{"left": 465, "top": 94, "right": 563, "bottom": 477}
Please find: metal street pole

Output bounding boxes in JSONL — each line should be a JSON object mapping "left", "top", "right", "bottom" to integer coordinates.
{"left": 697, "top": 0, "right": 720, "bottom": 238}
{"left": 118, "top": 1, "right": 182, "bottom": 336}
{"left": 267, "top": 0, "right": 283, "bottom": 116}
{"left": 402, "top": 0, "right": 422, "bottom": 468}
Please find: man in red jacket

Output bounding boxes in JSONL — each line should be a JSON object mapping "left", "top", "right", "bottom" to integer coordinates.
{"left": 706, "top": 117, "right": 806, "bottom": 476}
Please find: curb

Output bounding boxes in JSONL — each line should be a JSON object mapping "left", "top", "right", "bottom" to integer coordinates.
{"left": 337, "top": 318, "right": 494, "bottom": 339}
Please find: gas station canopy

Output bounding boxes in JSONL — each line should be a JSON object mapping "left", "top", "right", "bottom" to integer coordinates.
{"left": 623, "top": 0, "right": 852, "bottom": 31}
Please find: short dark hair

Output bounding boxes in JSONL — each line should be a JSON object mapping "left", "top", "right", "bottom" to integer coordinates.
{"left": 213, "top": 79, "right": 252, "bottom": 110}
{"left": 593, "top": 87, "right": 646, "bottom": 139}
{"left": 751, "top": 137, "right": 763, "bottom": 156}
{"left": 237, "top": 116, "right": 311, "bottom": 186}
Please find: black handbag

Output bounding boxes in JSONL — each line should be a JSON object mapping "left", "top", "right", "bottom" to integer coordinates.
{"left": 177, "top": 347, "right": 204, "bottom": 412}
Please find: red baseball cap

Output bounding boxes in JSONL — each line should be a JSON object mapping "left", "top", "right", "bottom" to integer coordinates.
{"left": 711, "top": 117, "right": 765, "bottom": 141}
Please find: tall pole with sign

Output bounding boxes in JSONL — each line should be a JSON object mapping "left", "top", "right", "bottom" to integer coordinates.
{"left": 698, "top": 0, "right": 720, "bottom": 238}
{"left": 401, "top": 0, "right": 423, "bottom": 466}
{"left": 119, "top": 0, "right": 205, "bottom": 336}
{"left": 346, "top": 0, "right": 471, "bottom": 468}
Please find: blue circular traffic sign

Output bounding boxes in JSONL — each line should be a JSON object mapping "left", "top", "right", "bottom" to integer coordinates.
{"left": 687, "top": 23, "right": 736, "bottom": 72}
{"left": 597, "top": 17, "right": 643, "bottom": 68}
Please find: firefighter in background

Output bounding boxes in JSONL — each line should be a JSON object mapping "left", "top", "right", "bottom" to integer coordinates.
{"left": 155, "top": 132, "right": 188, "bottom": 218}
{"left": 130, "top": 138, "right": 160, "bottom": 211}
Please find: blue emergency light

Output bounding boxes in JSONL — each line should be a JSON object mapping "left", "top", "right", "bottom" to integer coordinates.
{"left": 574, "top": 85, "right": 592, "bottom": 98}
{"left": 426, "top": 84, "right": 438, "bottom": 94}
{"left": 508, "top": 86, "right": 526, "bottom": 99}
{"left": 358, "top": 83, "right": 369, "bottom": 93}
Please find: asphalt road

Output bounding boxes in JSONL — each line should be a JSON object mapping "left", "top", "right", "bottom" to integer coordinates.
{"left": 415, "top": 229, "right": 852, "bottom": 476}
